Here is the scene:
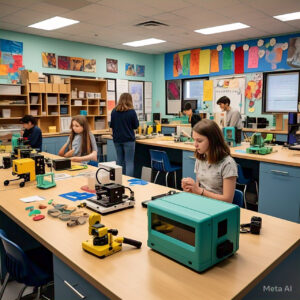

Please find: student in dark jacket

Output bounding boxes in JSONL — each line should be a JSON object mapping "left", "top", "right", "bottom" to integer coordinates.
{"left": 110, "top": 93, "right": 139, "bottom": 176}
{"left": 20, "top": 115, "right": 42, "bottom": 151}
{"left": 183, "top": 102, "right": 201, "bottom": 128}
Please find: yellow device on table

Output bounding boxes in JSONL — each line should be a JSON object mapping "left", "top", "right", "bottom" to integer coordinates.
{"left": 82, "top": 213, "right": 142, "bottom": 258}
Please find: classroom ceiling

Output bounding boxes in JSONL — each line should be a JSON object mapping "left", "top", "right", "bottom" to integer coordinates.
{"left": 1, "top": 0, "right": 300, "bottom": 54}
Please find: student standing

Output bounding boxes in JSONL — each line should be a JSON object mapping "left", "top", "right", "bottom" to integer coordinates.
{"left": 20, "top": 115, "right": 42, "bottom": 151}
{"left": 58, "top": 115, "right": 97, "bottom": 163}
{"left": 217, "top": 96, "right": 243, "bottom": 143}
{"left": 110, "top": 93, "right": 139, "bottom": 176}
{"left": 181, "top": 119, "right": 237, "bottom": 203}
{"left": 183, "top": 102, "right": 201, "bottom": 128}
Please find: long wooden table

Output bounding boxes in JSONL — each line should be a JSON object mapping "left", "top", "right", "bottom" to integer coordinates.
{"left": 0, "top": 170, "right": 299, "bottom": 299}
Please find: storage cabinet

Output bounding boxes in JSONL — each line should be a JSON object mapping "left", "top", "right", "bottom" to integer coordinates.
{"left": 54, "top": 255, "right": 109, "bottom": 300}
{"left": 106, "top": 139, "right": 117, "bottom": 162}
{"left": 182, "top": 150, "right": 196, "bottom": 180}
{"left": 259, "top": 162, "right": 300, "bottom": 223}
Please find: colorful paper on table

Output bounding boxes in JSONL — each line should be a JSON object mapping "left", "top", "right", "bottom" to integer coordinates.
{"left": 210, "top": 49, "right": 219, "bottom": 73}
{"left": 234, "top": 47, "right": 244, "bottom": 74}
{"left": 203, "top": 80, "right": 213, "bottom": 101}
{"left": 248, "top": 46, "right": 259, "bottom": 68}
{"left": 128, "top": 178, "right": 148, "bottom": 186}
{"left": 190, "top": 49, "right": 200, "bottom": 76}
{"left": 59, "top": 192, "right": 95, "bottom": 201}
{"left": 222, "top": 48, "right": 232, "bottom": 70}
{"left": 235, "top": 150, "right": 247, "bottom": 153}
{"left": 199, "top": 49, "right": 210, "bottom": 74}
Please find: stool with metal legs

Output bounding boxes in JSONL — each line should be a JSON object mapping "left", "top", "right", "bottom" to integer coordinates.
{"left": 149, "top": 149, "right": 181, "bottom": 188}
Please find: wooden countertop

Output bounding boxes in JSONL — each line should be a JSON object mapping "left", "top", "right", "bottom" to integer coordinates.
{"left": 0, "top": 152, "right": 97, "bottom": 191}
{"left": 161, "top": 124, "right": 191, "bottom": 127}
{"left": 242, "top": 128, "right": 288, "bottom": 134}
{"left": 0, "top": 176, "right": 299, "bottom": 300}
{"left": 42, "top": 129, "right": 110, "bottom": 137}
{"left": 134, "top": 137, "right": 300, "bottom": 167}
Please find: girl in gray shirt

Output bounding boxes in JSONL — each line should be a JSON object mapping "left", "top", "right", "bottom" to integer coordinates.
{"left": 58, "top": 115, "right": 98, "bottom": 163}
{"left": 181, "top": 119, "right": 237, "bottom": 203}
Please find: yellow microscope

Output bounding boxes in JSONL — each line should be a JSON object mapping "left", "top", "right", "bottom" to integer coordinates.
{"left": 82, "top": 213, "right": 142, "bottom": 258}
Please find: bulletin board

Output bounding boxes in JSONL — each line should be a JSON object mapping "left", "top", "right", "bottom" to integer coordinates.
{"left": 213, "top": 76, "right": 246, "bottom": 114}
{"left": 129, "top": 80, "right": 144, "bottom": 116}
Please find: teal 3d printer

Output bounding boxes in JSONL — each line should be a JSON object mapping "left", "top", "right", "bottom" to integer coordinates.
{"left": 147, "top": 192, "right": 240, "bottom": 272}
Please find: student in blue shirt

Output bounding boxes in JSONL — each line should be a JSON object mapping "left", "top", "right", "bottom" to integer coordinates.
{"left": 20, "top": 115, "right": 42, "bottom": 151}
{"left": 110, "top": 93, "right": 139, "bottom": 176}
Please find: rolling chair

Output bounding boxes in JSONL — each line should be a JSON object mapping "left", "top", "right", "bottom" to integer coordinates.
{"left": 0, "top": 230, "right": 53, "bottom": 300}
{"left": 149, "top": 149, "right": 181, "bottom": 188}
{"left": 236, "top": 164, "right": 258, "bottom": 209}
{"left": 232, "top": 189, "right": 244, "bottom": 208}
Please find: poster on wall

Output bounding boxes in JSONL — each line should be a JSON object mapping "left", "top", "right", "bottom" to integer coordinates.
{"left": 287, "top": 37, "right": 300, "bottom": 68}
{"left": 70, "top": 57, "right": 84, "bottom": 71}
{"left": 0, "top": 38, "right": 24, "bottom": 83}
{"left": 166, "top": 79, "right": 182, "bottom": 114}
{"left": 129, "top": 81, "right": 143, "bottom": 115}
{"left": 125, "top": 63, "right": 136, "bottom": 76}
{"left": 83, "top": 59, "right": 96, "bottom": 72}
{"left": 136, "top": 65, "right": 145, "bottom": 77}
{"left": 58, "top": 56, "right": 70, "bottom": 70}
{"left": 42, "top": 52, "right": 56, "bottom": 68}
{"left": 106, "top": 58, "right": 118, "bottom": 73}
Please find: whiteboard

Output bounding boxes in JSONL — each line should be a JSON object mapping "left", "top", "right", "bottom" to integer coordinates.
{"left": 213, "top": 76, "right": 245, "bottom": 114}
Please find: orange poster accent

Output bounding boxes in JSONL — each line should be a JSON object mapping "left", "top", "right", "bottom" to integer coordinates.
{"left": 190, "top": 49, "right": 200, "bottom": 75}
{"left": 0, "top": 64, "right": 9, "bottom": 76}
{"left": 210, "top": 49, "right": 219, "bottom": 73}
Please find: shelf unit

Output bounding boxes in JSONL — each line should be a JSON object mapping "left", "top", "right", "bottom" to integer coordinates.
{"left": 0, "top": 84, "right": 29, "bottom": 127}
{"left": 0, "top": 78, "right": 108, "bottom": 134}
{"left": 70, "top": 78, "right": 107, "bottom": 130}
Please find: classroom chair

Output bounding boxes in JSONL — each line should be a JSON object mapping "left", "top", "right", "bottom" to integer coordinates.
{"left": 236, "top": 164, "right": 259, "bottom": 209}
{"left": 149, "top": 149, "right": 181, "bottom": 188}
{"left": 0, "top": 230, "right": 53, "bottom": 300}
{"left": 232, "top": 189, "right": 244, "bottom": 208}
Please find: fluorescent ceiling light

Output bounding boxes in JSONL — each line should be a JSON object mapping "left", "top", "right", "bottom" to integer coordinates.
{"left": 123, "top": 38, "right": 166, "bottom": 47}
{"left": 274, "top": 12, "right": 300, "bottom": 21}
{"left": 28, "top": 16, "right": 79, "bottom": 30}
{"left": 194, "top": 22, "right": 249, "bottom": 35}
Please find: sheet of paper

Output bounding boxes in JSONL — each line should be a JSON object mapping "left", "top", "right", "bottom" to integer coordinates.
{"left": 107, "top": 79, "right": 115, "bottom": 91}
{"left": 116, "top": 79, "right": 128, "bottom": 101}
{"left": 144, "top": 82, "right": 152, "bottom": 98}
{"left": 54, "top": 173, "right": 72, "bottom": 180}
{"left": 107, "top": 91, "right": 116, "bottom": 101}
{"left": 145, "top": 98, "right": 152, "bottom": 113}
{"left": 20, "top": 195, "right": 45, "bottom": 203}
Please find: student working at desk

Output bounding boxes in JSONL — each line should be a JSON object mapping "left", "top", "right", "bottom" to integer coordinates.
{"left": 183, "top": 102, "right": 201, "bottom": 128}
{"left": 181, "top": 119, "right": 237, "bottom": 203}
{"left": 58, "top": 115, "right": 97, "bottom": 163}
{"left": 217, "top": 96, "right": 243, "bottom": 143}
{"left": 20, "top": 115, "right": 42, "bottom": 151}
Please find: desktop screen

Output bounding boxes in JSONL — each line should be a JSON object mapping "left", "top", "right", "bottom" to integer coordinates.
{"left": 263, "top": 71, "right": 299, "bottom": 113}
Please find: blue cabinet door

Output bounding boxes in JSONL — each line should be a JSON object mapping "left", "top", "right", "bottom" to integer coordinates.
{"left": 54, "top": 255, "right": 109, "bottom": 300}
{"left": 259, "top": 162, "right": 300, "bottom": 223}
{"left": 55, "top": 136, "right": 68, "bottom": 154}
{"left": 182, "top": 150, "right": 196, "bottom": 180}
{"left": 162, "top": 126, "right": 176, "bottom": 135}
{"left": 43, "top": 139, "right": 56, "bottom": 154}
{"left": 106, "top": 139, "right": 117, "bottom": 162}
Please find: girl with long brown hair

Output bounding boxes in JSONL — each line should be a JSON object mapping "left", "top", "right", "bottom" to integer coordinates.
{"left": 181, "top": 119, "right": 237, "bottom": 203}
{"left": 58, "top": 115, "right": 97, "bottom": 162}
{"left": 110, "top": 93, "right": 139, "bottom": 176}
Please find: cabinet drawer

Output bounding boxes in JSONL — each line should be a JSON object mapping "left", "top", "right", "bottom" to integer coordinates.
{"left": 260, "top": 162, "right": 300, "bottom": 178}
{"left": 54, "top": 255, "right": 109, "bottom": 300}
{"left": 182, "top": 150, "right": 196, "bottom": 179}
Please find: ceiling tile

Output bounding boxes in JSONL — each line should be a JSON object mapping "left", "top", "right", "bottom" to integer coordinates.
{"left": 0, "top": 3, "right": 21, "bottom": 17}
{"left": 0, "top": 21, "right": 21, "bottom": 31}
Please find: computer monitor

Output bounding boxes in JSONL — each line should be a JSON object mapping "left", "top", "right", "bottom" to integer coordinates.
{"left": 182, "top": 99, "right": 197, "bottom": 111}
{"left": 262, "top": 71, "right": 300, "bottom": 113}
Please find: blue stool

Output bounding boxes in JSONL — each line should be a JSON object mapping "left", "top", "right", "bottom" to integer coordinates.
{"left": 149, "top": 149, "right": 181, "bottom": 188}
{"left": 232, "top": 189, "right": 244, "bottom": 208}
{"left": 237, "top": 164, "right": 258, "bottom": 209}
{"left": 0, "top": 230, "right": 53, "bottom": 300}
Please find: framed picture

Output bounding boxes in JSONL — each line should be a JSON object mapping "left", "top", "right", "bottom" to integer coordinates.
{"left": 166, "top": 79, "right": 182, "bottom": 115}
{"left": 84, "top": 59, "right": 96, "bottom": 72}
{"left": 125, "top": 63, "right": 136, "bottom": 76}
{"left": 70, "top": 57, "right": 84, "bottom": 71}
{"left": 136, "top": 65, "right": 145, "bottom": 77}
{"left": 106, "top": 58, "right": 118, "bottom": 73}
{"left": 42, "top": 52, "right": 56, "bottom": 68}
{"left": 58, "top": 56, "right": 70, "bottom": 70}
